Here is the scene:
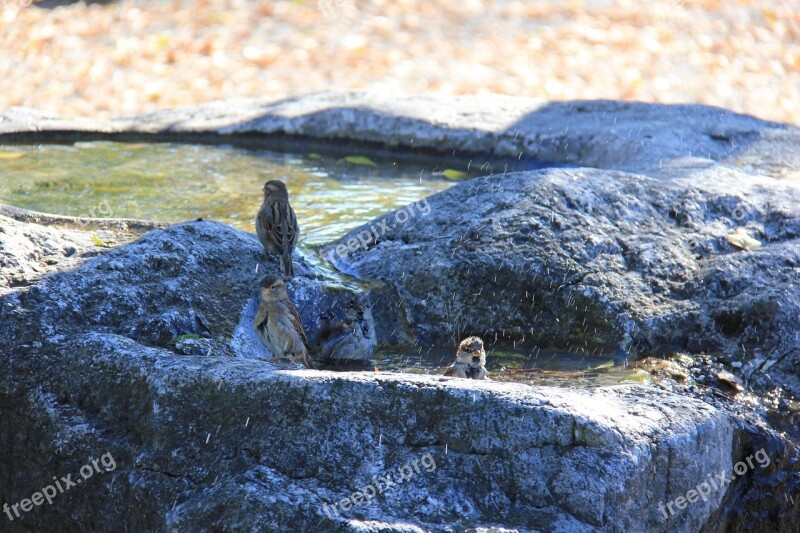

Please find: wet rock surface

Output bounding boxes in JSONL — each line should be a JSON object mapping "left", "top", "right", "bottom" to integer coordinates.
{"left": 2, "top": 94, "right": 800, "bottom": 531}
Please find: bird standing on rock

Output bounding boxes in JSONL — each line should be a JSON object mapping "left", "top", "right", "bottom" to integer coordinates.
{"left": 253, "top": 275, "right": 310, "bottom": 367}
{"left": 256, "top": 180, "right": 299, "bottom": 277}
{"left": 445, "top": 336, "right": 488, "bottom": 379}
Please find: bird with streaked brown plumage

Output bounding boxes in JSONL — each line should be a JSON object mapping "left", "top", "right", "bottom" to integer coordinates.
{"left": 255, "top": 180, "right": 299, "bottom": 277}
{"left": 253, "top": 275, "right": 309, "bottom": 367}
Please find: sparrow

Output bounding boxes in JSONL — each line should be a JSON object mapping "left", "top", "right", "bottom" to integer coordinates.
{"left": 253, "top": 275, "right": 310, "bottom": 367}
{"left": 316, "top": 299, "right": 376, "bottom": 362}
{"left": 444, "top": 336, "right": 488, "bottom": 379}
{"left": 256, "top": 180, "right": 299, "bottom": 277}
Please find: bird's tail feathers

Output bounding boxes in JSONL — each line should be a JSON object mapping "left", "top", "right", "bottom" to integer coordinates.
{"left": 281, "top": 246, "right": 294, "bottom": 277}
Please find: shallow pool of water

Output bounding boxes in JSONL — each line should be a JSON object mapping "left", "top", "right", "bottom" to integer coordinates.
{"left": 324, "top": 346, "right": 649, "bottom": 388}
{"left": 0, "top": 141, "right": 485, "bottom": 248}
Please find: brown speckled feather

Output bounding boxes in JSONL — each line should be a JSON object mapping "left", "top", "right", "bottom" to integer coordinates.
{"left": 286, "top": 298, "right": 308, "bottom": 348}
{"left": 254, "top": 299, "right": 269, "bottom": 331}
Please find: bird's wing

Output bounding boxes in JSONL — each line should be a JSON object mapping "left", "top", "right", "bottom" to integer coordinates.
{"left": 444, "top": 365, "right": 466, "bottom": 378}
{"left": 287, "top": 300, "right": 308, "bottom": 347}
{"left": 278, "top": 203, "right": 297, "bottom": 276}
{"left": 257, "top": 202, "right": 282, "bottom": 247}
{"left": 254, "top": 299, "right": 269, "bottom": 329}
{"left": 284, "top": 203, "right": 299, "bottom": 248}
{"left": 259, "top": 201, "right": 298, "bottom": 250}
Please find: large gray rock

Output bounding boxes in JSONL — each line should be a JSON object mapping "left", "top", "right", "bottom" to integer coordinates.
{"left": 0, "top": 328, "right": 744, "bottom": 532}
{"left": 325, "top": 166, "right": 800, "bottom": 366}
{"left": 0, "top": 207, "right": 796, "bottom": 533}
{"left": 0, "top": 204, "right": 166, "bottom": 292}
{"left": 325, "top": 162, "right": 800, "bottom": 493}
{"left": 0, "top": 211, "right": 367, "bottom": 359}
{"left": 0, "top": 214, "right": 744, "bottom": 533}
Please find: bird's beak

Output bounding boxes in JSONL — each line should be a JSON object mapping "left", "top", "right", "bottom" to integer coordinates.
{"left": 261, "top": 288, "right": 270, "bottom": 297}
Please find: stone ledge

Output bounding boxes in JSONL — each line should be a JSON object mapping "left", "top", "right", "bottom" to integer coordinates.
{"left": 3, "top": 92, "right": 799, "bottom": 175}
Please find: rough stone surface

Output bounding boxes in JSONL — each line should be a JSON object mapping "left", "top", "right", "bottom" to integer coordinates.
{"left": 2, "top": 93, "right": 800, "bottom": 531}
{"left": 326, "top": 166, "right": 800, "bottom": 386}
{"left": 2, "top": 92, "right": 800, "bottom": 177}
{"left": 325, "top": 158, "right": 800, "bottom": 486}
{"left": 0, "top": 212, "right": 365, "bottom": 359}
{"left": 0, "top": 213, "right": 750, "bottom": 533}
{"left": 0, "top": 206, "right": 165, "bottom": 294}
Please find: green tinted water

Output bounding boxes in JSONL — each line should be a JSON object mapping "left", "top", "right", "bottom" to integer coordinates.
{"left": 0, "top": 141, "right": 477, "bottom": 248}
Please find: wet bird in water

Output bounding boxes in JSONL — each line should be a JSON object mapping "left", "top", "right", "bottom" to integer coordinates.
{"left": 444, "top": 336, "right": 488, "bottom": 379}
{"left": 256, "top": 180, "right": 299, "bottom": 277}
{"left": 317, "top": 299, "right": 376, "bottom": 362}
{"left": 253, "top": 275, "right": 309, "bottom": 367}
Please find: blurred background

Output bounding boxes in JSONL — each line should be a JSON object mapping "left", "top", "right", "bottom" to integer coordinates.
{"left": 1, "top": 0, "right": 798, "bottom": 123}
